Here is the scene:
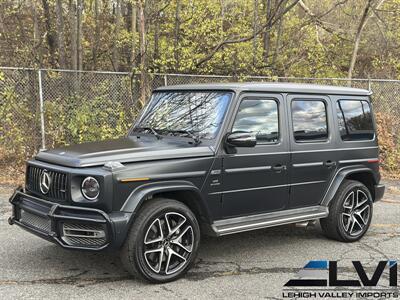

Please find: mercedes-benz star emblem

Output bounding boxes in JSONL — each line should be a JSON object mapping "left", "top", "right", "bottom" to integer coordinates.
{"left": 40, "top": 171, "right": 51, "bottom": 194}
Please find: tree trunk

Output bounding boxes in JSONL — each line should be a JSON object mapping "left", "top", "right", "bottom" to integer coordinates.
{"left": 41, "top": 0, "right": 57, "bottom": 67}
{"left": 220, "top": 0, "right": 225, "bottom": 36}
{"left": 263, "top": 0, "right": 271, "bottom": 64}
{"left": 347, "top": 0, "right": 385, "bottom": 79}
{"left": 112, "top": 0, "right": 121, "bottom": 71}
{"left": 32, "top": 2, "right": 43, "bottom": 66}
{"left": 173, "top": 0, "right": 181, "bottom": 70}
{"left": 92, "top": 0, "right": 100, "bottom": 69}
{"left": 154, "top": 5, "right": 160, "bottom": 62}
{"left": 55, "top": 0, "right": 66, "bottom": 68}
{"left": 138, "top": 0, "right": 148, "bottom": 106}
{"left": 252, "top": 0, "right": 258, "bottom": 66}
{"left": 0, "top": 4, "right": 6, "bottom": 39}
{"left": 130, "top": 2, "right": 137, "bottom": 68}
{"left": 77, "top": 0, "right": 83, "bottom": 70}
{"left": 69, "top": 0, "right": 77, "bottom": 70}
{"left": 272, "top": 5, "right": 284, "bottom": 71}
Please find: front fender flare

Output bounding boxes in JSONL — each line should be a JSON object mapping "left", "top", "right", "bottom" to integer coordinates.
{"left": 120, "top": 180, "right": 207, "bottom": 216}
{"left": 320, "top": 166, "right": 376, "bottom": 207}
{"left": 112, "top": 181, "right": 213, "bottom": 248}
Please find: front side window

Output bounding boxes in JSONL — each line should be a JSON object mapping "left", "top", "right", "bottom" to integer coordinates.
{"left": 336, "top": 100, "right": 374, "bottom": 141}
{"left": 292, "top": 100, "right": 328, "bottom": 142}
{"left": 134, "top": 91, "right": 232, "bottom": 139}
{"left": 232, "top": 99, "right": 279, "bottom": 144}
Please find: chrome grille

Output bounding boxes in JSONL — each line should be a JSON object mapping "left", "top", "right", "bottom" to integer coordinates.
{"left": 27, "top": 166, "right": 69, "bottom": 201}
{"left": 62, "top": 223, "right": 107, "bottom": 248}
{"left": 20, "top": 210, "right": 51, "bottom": 233}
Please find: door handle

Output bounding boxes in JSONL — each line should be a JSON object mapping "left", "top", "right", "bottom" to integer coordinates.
{"left": 324, "top": 160, "right": 336, "bottom": 168}
{"left": 272, "top": 164, "right": 287, "bottom": 172}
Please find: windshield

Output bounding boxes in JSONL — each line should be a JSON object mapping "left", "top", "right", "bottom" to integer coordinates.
{"left": 133, "top": 91, "right": 232, "bottom": 139}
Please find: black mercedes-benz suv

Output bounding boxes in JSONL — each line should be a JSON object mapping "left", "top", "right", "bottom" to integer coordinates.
{"left": 9, "top": 83, "right": 385, "bottom": 283}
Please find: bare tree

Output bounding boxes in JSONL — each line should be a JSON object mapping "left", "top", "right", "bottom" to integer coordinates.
{"left": 252, "top": 0, "right": 259, "bottom": 66}
{"left": 130, "top": 1, "right": 137, "bottom": 67}
{"left": 92, "top": 0, "right": 101, "bottom": 69}
{"left": 298, "top": 0, "right": 349, "bottom": 37}
{"left": 77, "top": 0, "right": 83, "bottom": 70}
{"left": 263, "top": 0, "right": 272, "bottom": 64}
{"left": 32, "top": 1, "right": 43, "bottom": 66}
{"left": 41, "top": 0, "right": 57, "bottom": 67}
{"left": 174, "top": 0, "right": 181, "bottom": 70}
{"left": 138, "top": 0, "right": 148, "bottom": 106}
{"left": 153, "top": 1, "right": 160, "bottom": 61}
{"left": 55, "top": 0, "right": 66, "bottom": 68}
{"left": 125, "top": 0, "right": 137, "bottom": 67}
{"left": 112, "top": 0, "right": 121, "bottom": 71}
{"left": 272, "top": 5, "right": 284, "bottom": 69}
{"left": 69, "top": 0, "right": 77, "bottom": 69}
{"left": 347, "top": 0, "right": 386, "bottom": 79}
{"left": 220, "top": 0, "right": 225, "bottom": 36}
{"left": 0, "top": 5, "right": 5, "bottom": 37}
{"left": 195, "top": 0, "right": 300, "bottom": 68}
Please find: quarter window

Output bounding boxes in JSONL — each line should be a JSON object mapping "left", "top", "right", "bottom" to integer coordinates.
{"left": 232, "top": 99, "right": 279, "bottom": 144}
{"left": 336, "top": 100, "right": 374, "bottom": 140}
{"left": 292, "top": 100, "right": 328, "bottom": 142}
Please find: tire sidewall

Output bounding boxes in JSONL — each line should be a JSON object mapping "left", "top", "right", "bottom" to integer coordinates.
{"left": 334, "top": 182, "right": 373, "bottom": 242}
{"left": 133, "top": 202, "right": 200, "bottom": 283}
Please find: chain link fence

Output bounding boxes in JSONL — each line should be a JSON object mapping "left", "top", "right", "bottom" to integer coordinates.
{"left": 1, "top": 67, "right": 399, "bottom": 182}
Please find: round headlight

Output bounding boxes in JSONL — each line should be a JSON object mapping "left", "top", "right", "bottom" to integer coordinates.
{"left": 81, "top": 177, "right": 100, "bottom": 200}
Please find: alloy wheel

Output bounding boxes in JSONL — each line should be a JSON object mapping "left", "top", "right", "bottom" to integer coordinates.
{"left": 341, "top": 189, "right": 371, "bottom": 237}
{"left": 143, "top": 212, "right": 194, "bottom": 275}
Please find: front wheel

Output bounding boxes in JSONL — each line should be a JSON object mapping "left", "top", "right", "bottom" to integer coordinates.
{"left": 120, "top": 199, "right": 200, "bottom": 283}
{"left": 321, "top": 180, "right": 373, "bottom": 242}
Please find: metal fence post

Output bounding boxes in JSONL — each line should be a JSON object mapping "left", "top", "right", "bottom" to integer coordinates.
{"left": 38, "top": 69, "right": 46, "bottom": 150}
{"left": 368, "top": 78, "right": 372, "bottom": 93}
{"left": 164, "top": 74, "right": 168, "bottom": 86}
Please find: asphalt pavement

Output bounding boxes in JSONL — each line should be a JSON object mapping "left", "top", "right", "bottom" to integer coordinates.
{"left": 0, "top": 180, "right": 399, "bottom": 300}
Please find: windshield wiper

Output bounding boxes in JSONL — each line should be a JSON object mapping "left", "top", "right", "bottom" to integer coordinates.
{"left": 133, "top": 127, "right": 162, "bottom": 140}
{"left": 165, "top": 129, "right": 202, "bottom": 145}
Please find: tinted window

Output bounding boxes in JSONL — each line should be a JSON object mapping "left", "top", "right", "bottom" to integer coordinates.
{"left": 292, "top": 100, "right": 328, "bottom": 141}
{"left": 232, "top": 99, "right": 279, "bottom": 144}
{"left": 336, "top": 100, "right": 374, "bottom": 140}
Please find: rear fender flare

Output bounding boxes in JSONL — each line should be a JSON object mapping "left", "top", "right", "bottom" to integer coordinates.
{"left": 321, "top": 167, "right": 376, "bottom": 207}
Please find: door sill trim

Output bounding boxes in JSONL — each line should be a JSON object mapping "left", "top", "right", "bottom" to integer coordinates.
{"left": 212, "top": 206, "right": 328, "bottom": 236}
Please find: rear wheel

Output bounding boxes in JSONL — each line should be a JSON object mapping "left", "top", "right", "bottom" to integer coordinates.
{"left": 321, "top": 180, "right": 373, "bottom": 242}
{"left": 120, "top": 199, "right": 200, "bottom": 283}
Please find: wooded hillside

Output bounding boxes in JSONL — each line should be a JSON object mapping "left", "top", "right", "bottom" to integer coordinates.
{"left": 1, "top": 0, "right": 399, "bottom": 79}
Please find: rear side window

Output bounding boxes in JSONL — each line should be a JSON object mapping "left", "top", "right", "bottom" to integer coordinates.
{"left": 291, "top": 100, "right": 328, "bottom": 142}
{"left": 336, "top": 100, "right": 374, "bottom": 141}
{"left": 232, "top": 99, "right": 279, "bottom": 144}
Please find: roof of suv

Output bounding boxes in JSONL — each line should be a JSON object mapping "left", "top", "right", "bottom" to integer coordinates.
{"left": 155, "top": 82, "right": 371, "bottom": 96}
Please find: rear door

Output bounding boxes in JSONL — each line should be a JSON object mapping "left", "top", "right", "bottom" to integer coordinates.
{"left": 287, "top": 94, "right": 338, "bottom": 208}
{"left": 220, "top": 93, "right": 290, "bottom": 218}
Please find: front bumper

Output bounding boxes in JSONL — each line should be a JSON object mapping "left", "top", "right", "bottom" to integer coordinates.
{"left": 374, "top": 184, "right": 385, "bottom": 202}
{"left": 9, "top": 187, "right": 131, "bottom": 251}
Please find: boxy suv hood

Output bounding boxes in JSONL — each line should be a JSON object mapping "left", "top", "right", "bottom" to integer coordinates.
{"left": 35, "top": 137, "right": 215, "bottom": 168}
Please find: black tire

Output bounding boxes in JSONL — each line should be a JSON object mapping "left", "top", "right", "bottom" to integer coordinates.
{"left": 120, "top": 198, "right": 200, "bottom": 283}
{"left": 320, "top": 180, "right": 373, "bottom": 242}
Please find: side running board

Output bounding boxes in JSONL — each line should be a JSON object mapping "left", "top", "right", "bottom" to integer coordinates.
{"left": 212, "top": 206, "right": 329, "bottom": 236}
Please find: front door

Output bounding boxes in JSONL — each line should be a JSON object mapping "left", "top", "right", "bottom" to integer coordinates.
{"left": 221, "top": 94, "right": 290, "bottom": 218}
